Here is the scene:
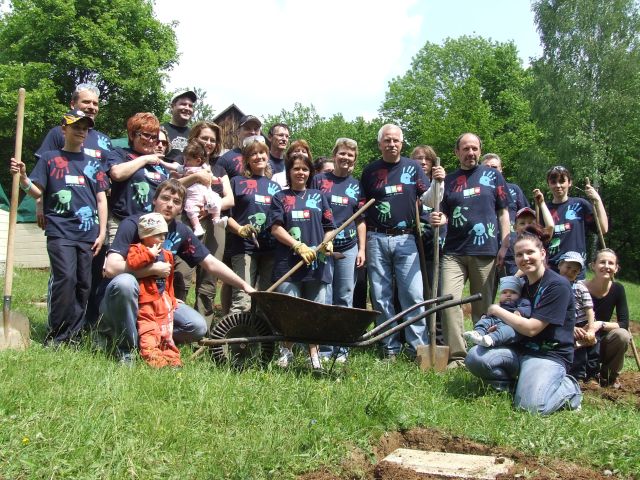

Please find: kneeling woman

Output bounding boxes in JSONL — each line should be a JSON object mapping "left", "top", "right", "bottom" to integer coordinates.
{"left": 465, "top": 225, "right": 582, "bottom": 415}
{"left": 269, "top": 150, "right": 335, "bottom": 370}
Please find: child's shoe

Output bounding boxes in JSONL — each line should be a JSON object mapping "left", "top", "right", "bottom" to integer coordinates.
{"left": 276, "top": 347, "right": 294, "bottom": 367}
{"left": 193, "top": 224, "right": 205, "bottom": 237}
{"left": 463, "top": 330, "right": 483, "bottom": 345}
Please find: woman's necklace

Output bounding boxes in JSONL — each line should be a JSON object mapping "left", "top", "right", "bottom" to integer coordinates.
{"left": 293, "top": 188, "right": 306, "bottom": 201}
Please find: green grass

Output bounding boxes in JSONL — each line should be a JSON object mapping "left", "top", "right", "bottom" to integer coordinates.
{"left": 1, "top": 268, "right": 639, "bottom": 479}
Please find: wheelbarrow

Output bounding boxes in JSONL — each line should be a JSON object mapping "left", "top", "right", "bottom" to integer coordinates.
{"left": 196, "top": 292, "right": 482, "bottom": 368}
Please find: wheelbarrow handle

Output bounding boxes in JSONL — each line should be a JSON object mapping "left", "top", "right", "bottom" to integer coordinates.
{"left": 267, "top": 198, "right": 376, "bottom": 293}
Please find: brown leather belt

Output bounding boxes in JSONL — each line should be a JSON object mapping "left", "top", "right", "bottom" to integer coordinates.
{"left": 367, "top": 226, "right": 414, "bottom": 236}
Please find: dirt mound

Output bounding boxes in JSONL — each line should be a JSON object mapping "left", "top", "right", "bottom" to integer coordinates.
{"left": 581, "top": 371, "right": 640, "bottom": 408}
{"left": 299, "top": 427, "right": 614, "bottom": 479}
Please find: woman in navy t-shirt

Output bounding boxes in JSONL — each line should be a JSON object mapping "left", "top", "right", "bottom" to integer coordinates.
{"left": 466, "top": 225, "right": 582, "bottom": 415}
{"left": 269, "top": 149, "right": 335, "bottom": 370}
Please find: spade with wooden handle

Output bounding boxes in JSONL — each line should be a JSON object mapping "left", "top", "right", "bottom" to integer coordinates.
{"left": 1, "top": 88, "right": 31, "bottom": 350}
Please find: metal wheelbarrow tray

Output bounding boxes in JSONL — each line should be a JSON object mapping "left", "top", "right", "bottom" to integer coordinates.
{"left": 197, "top": 291, "right": 481, "bottom": 366}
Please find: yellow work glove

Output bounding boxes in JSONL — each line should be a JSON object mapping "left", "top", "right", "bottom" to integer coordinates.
{"left": 237, "top": 224, "right": 258, "bottom": 238}
{"left": 318, "top": 240, "right": 333, "bottom": 256}
{"left": 292, "top": 242, "right": 316, "bottom": 265}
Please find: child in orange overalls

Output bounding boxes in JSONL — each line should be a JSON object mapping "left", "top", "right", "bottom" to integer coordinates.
{"left": 126, "top": 212, "right": 181, "bottom": 368}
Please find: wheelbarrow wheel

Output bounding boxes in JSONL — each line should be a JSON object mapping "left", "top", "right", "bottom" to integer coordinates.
{"left": 208, "top": 312, "right": 275, "bottom": 368}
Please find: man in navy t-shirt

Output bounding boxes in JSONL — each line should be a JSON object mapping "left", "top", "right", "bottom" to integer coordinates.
{"left": 161, "top": 90, "right": 197, "bottom": 162}
{"left": 440, "top": 133, "right": 511, "bottom": 368}
{"left": 267, "top": 123, "right": 290, "bottom": 175}
{"left": 361, "top": 124, "right": 445, "bottom": 359}
{"left": 218, "top": 115, "right": 262, "bottom": 179}
{"left": 96, "top": 179, "right": 255, "bottom": 363}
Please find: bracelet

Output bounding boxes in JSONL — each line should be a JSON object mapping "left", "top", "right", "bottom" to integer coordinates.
{"left": 20, "top": 178, "right": 32, "bottom": 192}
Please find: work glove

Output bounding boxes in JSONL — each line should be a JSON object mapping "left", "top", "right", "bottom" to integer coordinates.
{"left": 318, "top": 240, "right": 333, "bottom": 256}
{"left": 237, "top": 224, "right": 258, "bottom": 238}
{"left": 292, "top": 242, "right": 316, "bottom": 265}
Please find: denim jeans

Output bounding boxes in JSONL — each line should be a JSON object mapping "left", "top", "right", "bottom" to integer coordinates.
{"left": 465, "top": 345, "right": 582, "bottom": 415}
{"left": 321, "top": 243, "right": 358, "bottom": 357}
{"left": 97, "top": 273, "right": 208, "bottom": 357}
{"left": 277, "top": 279, "right": 327, "bottom": 304}
{"left": 366, "top": 232, "right": 426, "bottom": 355}
{"left": 474, "top": 315, "right": 521, "bottom": 346}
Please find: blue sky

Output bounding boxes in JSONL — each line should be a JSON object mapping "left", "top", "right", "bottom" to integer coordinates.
{"left": 154, "top": 0, "right": 542, "bottom": 121}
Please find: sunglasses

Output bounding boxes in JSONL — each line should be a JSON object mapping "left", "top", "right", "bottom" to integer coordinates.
{"left": 157, "top": 140, "right": 169, "bottom": 147}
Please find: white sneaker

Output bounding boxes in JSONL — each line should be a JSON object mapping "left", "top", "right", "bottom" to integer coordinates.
{"left": 478, "top": 335, "right": 494, "bottom": 347}
{"left": 276, "top": 347, "right": 293, "bottom": 367}
{"left": 309, "top": 355, "right": 323, "bottom": 371}
{"left": 193, "top": 224, "right": 205, "bottom": 237}
{"left": 463, "top": 330, "right": 483, "bottom": 345}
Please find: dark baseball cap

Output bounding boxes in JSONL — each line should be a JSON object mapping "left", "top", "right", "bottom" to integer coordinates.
{"left": 239, "top": 115, "right": 262, "bottom": 128}
{"left": 171, "top": 90, "right": 197, "bottom": 104}
{"left": 515, "top": 207, "right": 536, "bottom": 219}
{"left": 61, "top": 109, "right": 94, "bottom": 128}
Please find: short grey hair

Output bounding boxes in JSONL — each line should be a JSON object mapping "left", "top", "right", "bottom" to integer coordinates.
{"left": 72, "top": 83, "right": 100, "bottom": 102}
{"left": 377, "top": 124, "right": 403, "bottom": 143}
{"left": 332, "top": 137, "right": 358, "bottom": 159}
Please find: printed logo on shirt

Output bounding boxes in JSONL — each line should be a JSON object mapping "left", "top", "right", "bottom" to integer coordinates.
{"left": 83, "top": 148, "right": 102, "bottom": 159}
{"left": 65, "top": 175, "right": 86, "bottom": 186}
{"left": 331, "top": 195, "right": 349, "bottom": 205}
{"left": 384, "top": 185, "right": 404, "bottom": 195}
{"left": 292, "top": 210, "right": 311, "bottom": 220}
{"left": 254, "top": 194, "right": 271, "bottom": 205}
{"left": 554, "top": 222, "right": 572, "bottom": 234}
{"left": 145, "top": 170, "right": 163, "bottom": 181}
{"left": 463, "top": 187, "right": 481, "bottom": 198}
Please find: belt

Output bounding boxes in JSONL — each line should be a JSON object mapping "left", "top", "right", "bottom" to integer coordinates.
{"left": 367, "top": 226, "right": 414, "bottom": 236}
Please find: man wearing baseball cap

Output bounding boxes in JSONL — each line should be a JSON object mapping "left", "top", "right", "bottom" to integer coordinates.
{"left": 217, "top": 114, "right": 262, "bottom": 179}
{"left": 162, "top": 89, "right": 198, "bottom": 162}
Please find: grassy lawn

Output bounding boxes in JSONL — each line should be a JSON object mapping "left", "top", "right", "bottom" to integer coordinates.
{"left": 1, "top": 268, "right": 639, "bottom": 479}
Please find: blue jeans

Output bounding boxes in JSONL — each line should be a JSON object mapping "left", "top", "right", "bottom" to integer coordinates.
{"left": 277, "top": 279, "right": 327, "bottom": 304}
{"left": 474, "top": 315, "right": 521, "bottom": 346}
{"left": 465, "top": 345, "right": 582, "bottom": 415}
{"left": 97, "top": 274, "right": 207, "bottom": 356}
{"left": 366, "top": 232, "right": 426, "bottom": 355}
{"left": 322, "top": 243, "right": 358, "bottom": 357}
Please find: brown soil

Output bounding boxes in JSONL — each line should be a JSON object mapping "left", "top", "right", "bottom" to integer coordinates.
{"left": 580, "top": 371, "right": 640, "bottom": 408}
{"left": 298, "top": 426, "right": 622, "bottom": 479}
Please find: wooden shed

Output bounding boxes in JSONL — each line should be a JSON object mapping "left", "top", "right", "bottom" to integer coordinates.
{"left": 212, "top": 104, "right": 245, "bottom": 151}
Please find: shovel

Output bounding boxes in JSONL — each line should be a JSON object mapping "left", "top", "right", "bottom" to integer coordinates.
{"left": 416, "top": 157, "right": 449, "bottom": 371}
{"left": 1, "top": 88, "right": 30, "bottom": 350}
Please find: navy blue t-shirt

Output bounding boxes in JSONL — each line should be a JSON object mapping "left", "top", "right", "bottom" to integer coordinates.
{"left": 109, "top": 214, "right": 209, "bottom": 267}
{"left": 36, "top": 126, "right": 112, "bottom": 161}
{"left": 29, "top": 150, "right": 108, "bottom": 242}
{"left": 106, "top": 148, "right": 170, "bottom": 219}
{"left": 518, "top": 269, "right": 575, "bottom": 369}
{"left": 217, "top": 148, "right": 243, "bottom": 179}
{"left": 227, "top": 174, "right": 281, "bottom": 256}
{"left": 503, "top": 182, "right": 531, "bottom": 265}
{"left": 360, "top": 157, "right": 430, "bottom": 230}
{"left": 542, "top": 197, "right": 595, "bottom": 268}
{"left": 441, "top": 165, "right": 509, "bottom": 256}
{"left": 269, "top": 153, "right": 285, "bottom": 175}
{"left": 268, "top": 189, "right": 335, "bottom": 283}
{"left": 311, "top": 172, "right": 361, "bottom": 253}
{"left": 161, "top": 122, "right": 190, "bottom": 163}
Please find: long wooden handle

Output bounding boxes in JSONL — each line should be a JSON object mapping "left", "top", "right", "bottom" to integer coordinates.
{"left": 429, "top": 157, "right": 442, "bottom": 365}
{"left": 585, "top": 177, "right": 606, "bottom": 249}
{"left": 267, "top": 198, "right": 375, "bottom": 293}
{"left": 4, "top": 88, "right": 26, "bottom": 301}
{"left": 415, "top": 199, "right": 430, "bottom": 299}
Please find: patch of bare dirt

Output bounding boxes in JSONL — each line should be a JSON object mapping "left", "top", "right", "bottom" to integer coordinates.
{"left": 581, "top": 371, "right": 640, "bottom": 408}
{"left": 299, "top": 427, "right": 619, "bottom": 480}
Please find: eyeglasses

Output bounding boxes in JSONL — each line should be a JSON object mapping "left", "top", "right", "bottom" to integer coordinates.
{"left": 157, "top": 140, "right": 169, "bottom": 147}
{"left": 137, "top": 131, "right": 158, "bottom": 141}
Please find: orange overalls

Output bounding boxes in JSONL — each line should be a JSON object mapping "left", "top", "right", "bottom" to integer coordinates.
{"left": 127, "top": 244, "right": 182, "bottom": 368}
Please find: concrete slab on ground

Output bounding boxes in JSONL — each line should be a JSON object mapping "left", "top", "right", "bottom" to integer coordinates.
{"left": 381, "top": 448, "right": 514, "bottom": 479}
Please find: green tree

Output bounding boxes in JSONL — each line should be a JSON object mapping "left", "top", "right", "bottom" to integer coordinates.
{"left": 0, "top": 0, "right": 178, "bottom": 188}
{"left": 380, "top": 36, "right": 543, "bottom": 190}
{"left": 530, "top": 0, "right": 640, "bottom": 278}
{"left": 264, "top": 103, "right": 383, "bottom": 179}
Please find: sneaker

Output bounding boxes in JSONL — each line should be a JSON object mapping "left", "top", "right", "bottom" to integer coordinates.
{"left": 193, "top": 224, "right": 205, "bottom": 237}
{"left": 118, "top": 352, "right": 134, "bottom": 367}
{"left": 478, "top": 335, "right": 494, "bottom": 347}
{"left": 309, "top": 355, "right": 323, "bottom": 371}
{"left": 463, "top": 330, "right": 484, "bottom": 345}
{"left": 276, "top": 347, "right": 293, "bottom": 368}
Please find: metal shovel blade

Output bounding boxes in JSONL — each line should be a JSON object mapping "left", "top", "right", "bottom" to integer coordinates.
{"left": 415, "top": 344, "right": 449, "bottom": 372}
{"left": 0, "top": 310, "right": 30, "bottom": 350}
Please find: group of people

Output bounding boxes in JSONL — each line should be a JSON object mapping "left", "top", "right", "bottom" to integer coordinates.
{"left": 10, "top": 83, "right": 633, "bottom": 415}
